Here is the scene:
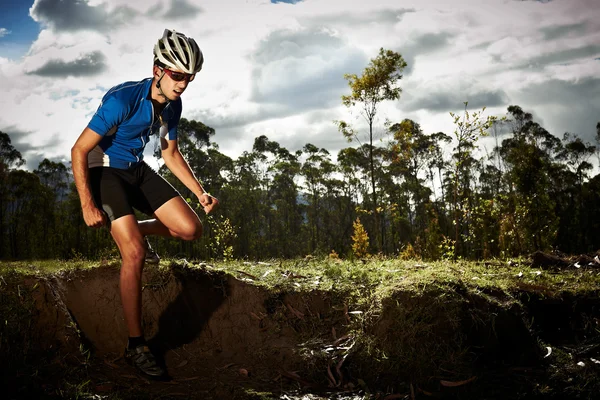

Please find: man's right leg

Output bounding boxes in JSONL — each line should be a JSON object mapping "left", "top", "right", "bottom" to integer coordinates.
{"left": 110, "top": 214, "right": 146, "bottom": 338}
{"left": 110, "top": 214, "right": 166, "bottom": 378}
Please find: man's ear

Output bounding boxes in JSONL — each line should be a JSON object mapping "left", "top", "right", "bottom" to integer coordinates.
{"left": 153, "top": 65, "right": 161, "bottom": 79}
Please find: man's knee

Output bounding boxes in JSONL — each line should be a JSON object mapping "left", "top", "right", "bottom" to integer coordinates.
{"left": 179, "top": 220, "right": 203, "bottom": 241}
{"left": 119, "top": 240, "right": 146, "bottom": 265}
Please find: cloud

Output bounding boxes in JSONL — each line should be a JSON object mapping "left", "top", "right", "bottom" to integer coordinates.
{"left": 512, "top": 77, "right": 600, "bottom": 141}
{"left": 249, "top": 27, "right": 367, "bottom": 113}
{"left": 147, "top": 0, "right": 203, "bottom": 20}
{"left": 406, "top": 89, "right": 508, "bottom": 113}
{"left": 540, "top": 22, "right": 590, "bottom": 41}
{"left": 26, "top": 51, "right": 108, "bottom": 77}
{"left": 0, "top": 28, "right": 11, "bottom": 38}
{"left": 0, "top": 123, "right": 71, "bottom": 170}
{"left": 515, "top": 44, "right": 600, "bottom": 69}
{"left": 30, "top": 0, "right": 139, "bottom": 32}
{"left": 303, "top": 8, "right": 413, "bottom": 28}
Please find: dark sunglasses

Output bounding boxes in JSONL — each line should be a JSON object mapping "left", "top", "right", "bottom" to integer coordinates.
{"left": 162, "top": 68, "right": 195, "bottom": 82}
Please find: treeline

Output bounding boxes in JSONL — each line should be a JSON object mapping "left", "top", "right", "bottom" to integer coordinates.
{"left": 1, "top": 106, "right": 599, "bottom": 261}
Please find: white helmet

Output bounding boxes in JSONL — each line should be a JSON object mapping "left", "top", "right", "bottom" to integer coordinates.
{"left": 153, "top": 29, "right": 203, "bottom": 74}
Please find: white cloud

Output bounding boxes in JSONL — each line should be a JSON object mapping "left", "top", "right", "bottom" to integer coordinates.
{"left": 0, "top": 0, "right": 598, "bottom": 170}
{"left": 0, "top": 28, "right": 11, "bottom": 38}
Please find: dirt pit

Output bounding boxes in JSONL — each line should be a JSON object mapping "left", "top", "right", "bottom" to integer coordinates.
{"left": 2, "top": 261, "right": 600, "bottom": 399}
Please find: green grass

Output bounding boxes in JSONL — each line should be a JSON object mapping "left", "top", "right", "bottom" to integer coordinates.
{"left": 1, "top": 256, "right": 599, "bottom": 399}
{"left": 2, "top": 256, "right": 599, "bottom": 295}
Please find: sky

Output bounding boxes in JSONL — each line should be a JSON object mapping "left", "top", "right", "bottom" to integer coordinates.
{"left": 0, "top": 0, "right": 599, "bottom": 171}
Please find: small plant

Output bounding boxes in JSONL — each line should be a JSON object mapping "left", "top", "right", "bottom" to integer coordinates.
{"left": 351, "top": 217, "right": 370, "bottom": 259}
{"left": 208, "top": 216, "right": 237, "bottom": 261}
{"left": 399, "top": 242, "right": 418, "bottom": 260}
{"left": 439, "top": 235, "right": 457, "bottom": 260}
{"left": 329, "top": 249, "right": 340, "bottom": 260}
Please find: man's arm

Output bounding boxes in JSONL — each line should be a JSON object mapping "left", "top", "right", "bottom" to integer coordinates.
{"left": 160, "top": 137, "right": 218, "bottom": 214}
{"left": 71, "top": 127, "right": 107, "bottom": 227}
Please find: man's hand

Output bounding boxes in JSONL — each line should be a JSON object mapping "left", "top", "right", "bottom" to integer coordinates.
{"left": 199, "top": 193, "right": 219, "bottom": 214}
{"left": 82, "top": 205, "right": 107, "bottom": 228}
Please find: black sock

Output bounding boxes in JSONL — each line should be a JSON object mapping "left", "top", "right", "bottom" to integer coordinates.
{"left": 127, "top": 336, "right": 146, "bottom": 349}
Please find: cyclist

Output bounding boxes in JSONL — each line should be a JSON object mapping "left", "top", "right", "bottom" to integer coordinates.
{"left": 71, "top": 29, "right": 218, "bottom": 379}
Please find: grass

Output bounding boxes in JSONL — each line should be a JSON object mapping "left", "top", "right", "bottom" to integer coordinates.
{"left": 2, "top": 256, "right": 599, "bottom": 295}
{"left": 1, "top": 255, "right": 599, "bottom": 399}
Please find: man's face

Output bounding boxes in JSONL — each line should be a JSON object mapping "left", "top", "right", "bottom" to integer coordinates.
{"left": 154, "top": 65, "right": 194, "bottom": 100}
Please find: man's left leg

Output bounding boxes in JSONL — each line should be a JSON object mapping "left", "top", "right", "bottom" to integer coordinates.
{"left": 138, "top": 195, "right": 203, "bottom": 241}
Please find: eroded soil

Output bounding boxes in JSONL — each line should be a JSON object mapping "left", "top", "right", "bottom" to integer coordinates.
{"left": 2, "top": 261, "right": 600, "bottom": 400}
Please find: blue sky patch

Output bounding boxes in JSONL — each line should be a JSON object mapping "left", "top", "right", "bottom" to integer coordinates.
{"left": 0, "top": 1, "right": 39, "bottom": 59}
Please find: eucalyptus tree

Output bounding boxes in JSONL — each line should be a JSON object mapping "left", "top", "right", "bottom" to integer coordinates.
{"left": 596, "top": 122, "right": 600, "bottom": 172}
{"left": 156, "top": 118, "right": 216, "bottom": 196}
{"left": 448, "top": 104, "right": 498, "bottom": 257}
{"left": 228, "top": 150, "right": 269, "bottom": 258}
{"left": 555, "top": 133, "right": 596, "bottom": 252}
{"left": 34, "top": 159, "right": 70, "bottom": 201}
{"left": 301, "top": 143, "right": 337, "bottom": 253}
{"left": 387, "top": 119, "right": 441, "bottom": 240}
{"left": 0, "top": 132, "right": 25, "bottom": 258}
{"left": 253, "top": 135, "right": 304, "bottom": 257}
{"left": 32, "top": 159, "right": 72, "bottom": 257}
{"left": 336, "top": 48, "right": 407, "bottom": 251}
{"left": 498, "top": 106, "right": 561, "bottom": 254}
{"left": 559, "top": 133, "right": 596, "bottom": 187}
{"left": 5, "top": 170, "right": 50, "bottom": 258}
{"left": 426, "top": 132, "right": 452, "bottom": 203}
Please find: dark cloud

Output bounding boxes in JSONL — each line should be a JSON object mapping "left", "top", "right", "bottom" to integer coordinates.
{"left": 26, "top": 51, "right": 107, "bottom": 77}
{"left": 518, "top": 44, "right": 600, "bottom": 68}
{"left": 0, "top": 125, "right": 43, "bottom": 170}
{"left": 394, "top": 31, "right": 456, "bottom": 76}
{"left": 512, "top": 77, "right": 600, "bottom": 143}
{"left": 403, "top": 85, "right": 509, "bottom": 113}
{"left": 147, "top": 0, "right": 203, "bottom": 20}
{"left": 540, "top": 22, "right": 590, "bottom": 41}
{"left": 0, "top": 125, "right": 32, "bottom": 152}
{"left": 30, "top": 0, "right": 138, "bottom": 32}
{"left": 2, "top": 128, "right": 68, "bottom": 171}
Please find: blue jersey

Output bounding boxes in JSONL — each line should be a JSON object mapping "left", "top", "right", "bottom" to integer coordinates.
{"left": 87, "top": 78, "right": 182, "bottom": 169}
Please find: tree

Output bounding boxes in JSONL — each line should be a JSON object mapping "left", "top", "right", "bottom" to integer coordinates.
{"left": 497, "top": 106, "right": 560, "bottom": 254}
{"left": 448, "top": 104, "right": 498, "bottom": 257}
{"left": 301, "top": 144, "right": 337, "bottom": 254}
{"left": 0, "top": 132, "right": 25, "bottom": 258}
{"left": 336, "top": 48, "right": 407, "bottom": 252}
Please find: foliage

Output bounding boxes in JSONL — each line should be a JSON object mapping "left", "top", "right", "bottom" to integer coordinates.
{"left": 351, "top": 218, "right": 370, "bottom": 259}
{"left": 336, "top": 48, "right": 408, "bottom": 253}
{"left": 208, "top": 215, "right": 237, "bottom": 261}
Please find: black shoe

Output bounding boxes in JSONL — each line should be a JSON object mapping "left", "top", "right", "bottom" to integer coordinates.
{"left": 144, "top": 238, "right": 160, "bottom": 264}
{"left": 124, "top": 344, "right": 166, "bottom": 379}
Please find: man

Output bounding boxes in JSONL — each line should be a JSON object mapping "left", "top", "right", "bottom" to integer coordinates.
{"left": 71, "top": 29, "right": 218, "bottom": 379}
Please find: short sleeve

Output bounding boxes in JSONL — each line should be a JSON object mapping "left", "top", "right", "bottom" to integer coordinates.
{"left": 87, "top": 94, "right": 129, "bottom": 136}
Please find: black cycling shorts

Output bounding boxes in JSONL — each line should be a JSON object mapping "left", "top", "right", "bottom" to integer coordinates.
{"left": 89, "top": 162, "right": 180, "bottom": 222}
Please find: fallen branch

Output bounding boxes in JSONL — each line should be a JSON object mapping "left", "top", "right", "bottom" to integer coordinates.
{"left": 440, "top": 376, "right": 477, "bottom": 387}
{"left": 236, "top": 270, "right": 258, "bottom": 280}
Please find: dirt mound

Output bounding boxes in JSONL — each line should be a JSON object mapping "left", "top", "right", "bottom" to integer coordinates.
{"left": 2, "top": 262, "right": 600, "bottom": 399}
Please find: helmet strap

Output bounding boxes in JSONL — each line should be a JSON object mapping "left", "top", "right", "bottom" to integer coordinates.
{"left": 155, "top": 70, "right": 172, "bottom": 103}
